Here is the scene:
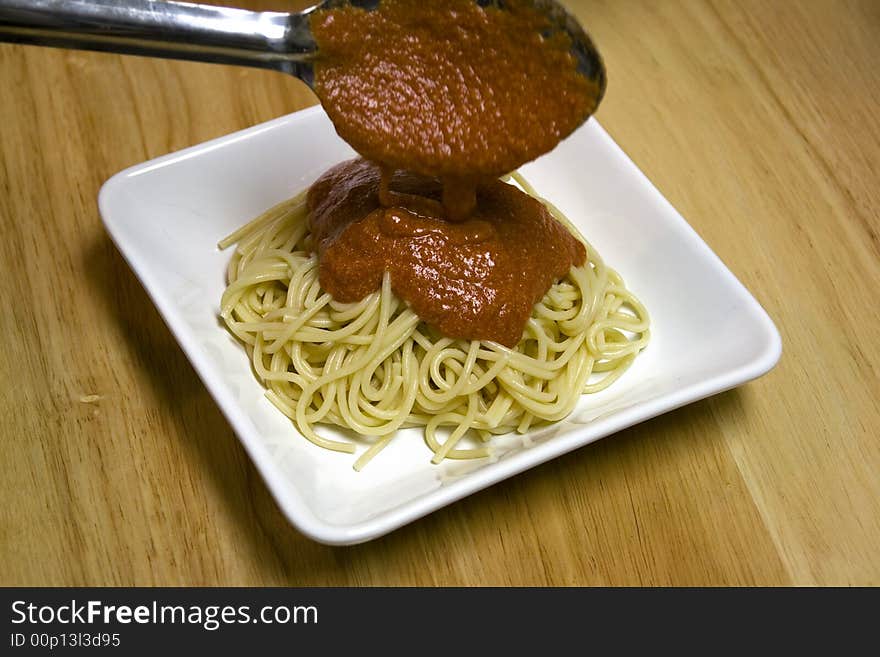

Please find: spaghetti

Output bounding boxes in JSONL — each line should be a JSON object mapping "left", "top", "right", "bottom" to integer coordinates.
{"left": 219, "top": 173, "right": 649, "bottom": 470}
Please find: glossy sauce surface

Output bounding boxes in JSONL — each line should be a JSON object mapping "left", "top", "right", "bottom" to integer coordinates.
{"left": 309, "top": 159, "right": 585, "bottom": 347}
{"left": 312, "top": 0, "right": 598, "bottom": 181}
{"left": 308, "top": 0, "right": 598, "bottom": 345}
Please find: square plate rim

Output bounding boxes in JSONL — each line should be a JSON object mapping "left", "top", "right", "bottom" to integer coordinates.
{"left": 97, "top": 105, "right": 782, "bottom": 545}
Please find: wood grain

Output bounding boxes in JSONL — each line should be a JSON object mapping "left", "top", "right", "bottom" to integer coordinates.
{"left": 1, "top": 0, "right": 878, "bottom": 586}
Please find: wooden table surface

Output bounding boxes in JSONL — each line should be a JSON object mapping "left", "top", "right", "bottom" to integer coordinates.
{"left": 2, "top": 0, "right": 878, "bottom": 586}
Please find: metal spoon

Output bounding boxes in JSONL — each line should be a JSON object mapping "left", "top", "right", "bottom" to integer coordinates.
{"left": 0, "top": 0, "right": 605, "bottom": 102}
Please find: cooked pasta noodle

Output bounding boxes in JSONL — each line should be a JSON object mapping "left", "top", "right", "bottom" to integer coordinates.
{"left": 219, "top": 173, "right": 649, "bottom": 469}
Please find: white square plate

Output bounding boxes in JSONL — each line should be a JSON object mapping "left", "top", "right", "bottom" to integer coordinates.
{"left": 99, "top": 105, "right": 781, "bottom": 545}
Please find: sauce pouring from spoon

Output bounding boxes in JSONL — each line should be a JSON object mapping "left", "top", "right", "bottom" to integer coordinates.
{"left": 0, "top": 0, "right": 606, "bottom": 220}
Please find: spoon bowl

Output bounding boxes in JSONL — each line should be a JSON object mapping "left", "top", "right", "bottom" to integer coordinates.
{"left": 0, "top": 0, "right": 605, "bottom": 105}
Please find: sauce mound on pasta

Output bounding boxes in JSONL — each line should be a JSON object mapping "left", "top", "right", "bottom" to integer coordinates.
{"left": 309, "top": 158, "right": 585, "bottom": 347}
{"left": 309, "top": 0, "right": 601, "bottom": 344}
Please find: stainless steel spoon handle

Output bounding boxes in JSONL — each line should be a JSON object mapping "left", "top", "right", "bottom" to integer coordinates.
{"left": 0, "top": 0, "right": 315, "bottom": 80}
